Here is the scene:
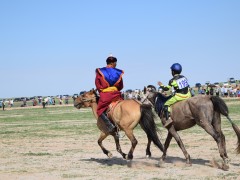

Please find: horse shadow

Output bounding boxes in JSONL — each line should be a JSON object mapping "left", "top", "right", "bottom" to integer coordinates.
{"left": 160, "top": 156, "right": 208, "bottom": 165}
{"left": 82, "top": 157, "right": 128, "bottom": 166}
{"left": 82, "top": 156, "right": 240, "bottom": 168}
{"left": 82, "top": 156, "right": 162, "bottom": 168}
{"left": 152, "top": 156, "right": 240, "bottom": 168}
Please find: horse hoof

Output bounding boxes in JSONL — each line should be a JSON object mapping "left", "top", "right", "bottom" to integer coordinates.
{"left": 146, "top": 155, "right": 150, "bottom": 158}
{"left": 107, "top": 152, "right": 113, "bottom": 158}
{"left": 185, "top": 163, "right": 192, "bottom": 167}
{"left": 222, "top": 163, "right": 229, "bottom": 171}
{"left": 161, "top": 155, "right": 166, "bottom": 161}
{"left": 157, "top": 159, "right": 165, "bottom": 168}
{"left": 127, "top": 154, "right": 133, "bottom": 160}
{"left": 226, "top": 158, "right": 231, "bottom": 164}
{"left": 122, "top": 153, "right": 127, "bottom": 159}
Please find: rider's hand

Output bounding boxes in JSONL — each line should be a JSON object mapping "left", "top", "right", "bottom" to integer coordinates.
{"left": 158, "top": 81, "right": 163, "bottom": 86}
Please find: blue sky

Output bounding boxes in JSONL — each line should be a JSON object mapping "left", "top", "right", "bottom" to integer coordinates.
{"left": 1, "top": 0, "right": 240, "bottom": 98}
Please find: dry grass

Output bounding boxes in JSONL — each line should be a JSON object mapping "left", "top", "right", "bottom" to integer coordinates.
{"left": 0, "top": 104, "right": 240, "bottom": 179}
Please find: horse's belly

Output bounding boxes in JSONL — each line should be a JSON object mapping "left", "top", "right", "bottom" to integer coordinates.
{"left": 174, "top": 120, "right": 196, "bottom": 131}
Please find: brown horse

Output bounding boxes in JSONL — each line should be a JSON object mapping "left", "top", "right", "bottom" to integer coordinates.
{"left": 142, "top": 86, "right": 240, "bottom": 170}
{"left": 74, "top": 89, "right": 164, "bottom": 160}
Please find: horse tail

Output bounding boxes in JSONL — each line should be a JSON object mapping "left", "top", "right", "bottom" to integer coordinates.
{"left": 139, "top": 104, "right": 164, "bottom": 152}
{"left": 211, "top": 96, "right": 240, "bottom": 154}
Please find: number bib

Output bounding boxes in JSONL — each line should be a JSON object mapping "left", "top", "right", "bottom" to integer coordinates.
{"left": 176, "top": 77, "right": 189, "bottom": 89}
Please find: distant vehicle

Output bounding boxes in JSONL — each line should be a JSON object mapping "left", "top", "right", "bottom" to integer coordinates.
{"left": 228, "top": 77, "right": 236, "bottom": 84}
{"left": 21, "top": 97, "right": 25, "bottom": 100}
{"left": 72, "top": 94, "right": 78, "bottom": 98}
{"left": 125, "top": 89, "right": 133, "bottom": 93}
{"left": 80, "top": 91, "right": 86, "bottom": 95}
{"left": 21, "top": 97, "right": 29, "bottom": 101}
{"left": 205, "top": 81, "right": 210, "bottom": 85}
{"left": 223, "top": 82, "right": 229, "bottom": 86}
{"left": 14, "top": 97, "right": 22, "bottom": 102}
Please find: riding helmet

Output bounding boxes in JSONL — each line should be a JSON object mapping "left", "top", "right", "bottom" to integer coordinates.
{"left": 170, "top": 63, "right": 182, "bottom": 74}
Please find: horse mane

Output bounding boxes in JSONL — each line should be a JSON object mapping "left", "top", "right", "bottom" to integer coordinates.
{"left": 93, "top": 90, "right": 100, "bottom": 103}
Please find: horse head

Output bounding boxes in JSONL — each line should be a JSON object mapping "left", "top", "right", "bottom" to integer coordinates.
{"left": 142, "top": 85, "right": 170, "bottom": 115}
{"left": 74, "top": 94, "right": 85, "bottom": 109}
{"left": 74, "top": 89, "right": 99, "bottom": 109}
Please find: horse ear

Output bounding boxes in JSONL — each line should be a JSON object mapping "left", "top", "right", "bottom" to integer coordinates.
{"left": 143, "top": 86, "right": 147, "bottom": 94}
{"left": 89, "top": 88, "right": 94, "bottom": 94}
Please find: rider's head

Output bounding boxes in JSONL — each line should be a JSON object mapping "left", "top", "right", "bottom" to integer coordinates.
{"left": 170, "top": 63, "right": 182, "bottom": 76}
{"left": 106, "top": 55, "right": 117, "bottom": 67}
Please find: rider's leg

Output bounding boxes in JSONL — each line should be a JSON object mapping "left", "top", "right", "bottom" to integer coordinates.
{"left": 100, "top": 112, "right": 116, "bottom": 133}
{"left": 163, "top": 105, "right": 173, "bottom": 128}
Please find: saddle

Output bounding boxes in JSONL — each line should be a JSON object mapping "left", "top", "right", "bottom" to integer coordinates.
{"left": 106, "top": 100, "right": 123, "bottom": 121}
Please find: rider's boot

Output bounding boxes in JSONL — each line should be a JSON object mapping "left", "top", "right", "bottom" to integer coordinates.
{"left": 163, "top": 105, "right": 173, "bottom": 128}
{"left": 100, "top": 112, "right": 116, "bottom": 133}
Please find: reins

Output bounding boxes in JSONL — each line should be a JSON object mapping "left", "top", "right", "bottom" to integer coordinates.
{"left": 82, "top": 97, "right": 96, "bottom": 103}
{"left": 76, "top": 95, "right": 97, "bottom": 107}
{"left": 141, "top": 92, "right": 155, "bottom": 107}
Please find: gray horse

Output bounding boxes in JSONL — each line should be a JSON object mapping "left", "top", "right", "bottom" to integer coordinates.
{"left": 142, "top": 85, "right": 240, "bottom": 170}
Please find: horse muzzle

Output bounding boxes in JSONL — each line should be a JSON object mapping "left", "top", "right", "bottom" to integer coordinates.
{"left": 74, "top": 102, "right": 83, "bottom": 109}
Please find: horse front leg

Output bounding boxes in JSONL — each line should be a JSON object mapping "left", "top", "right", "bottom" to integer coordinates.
{"left": 161, "top": 131, "right": 173, "bottom": 161}
{"left": 113, "top": 134, "right": 127, "bottom": 159}
{"left": 168, "top": 126, "right": 191, "bottom": 165}
{"left": 98, "top": 132, "right": 112, "bottom": 158}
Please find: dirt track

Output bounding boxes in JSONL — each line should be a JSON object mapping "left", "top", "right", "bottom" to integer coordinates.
{"left": 1, "top": 100, "right": 240, "bottom": 180}
{"left": 1, "top": 113, "right": 240, "bottom": 179}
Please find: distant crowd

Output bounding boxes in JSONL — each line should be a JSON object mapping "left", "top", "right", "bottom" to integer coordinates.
{"left": 1, "top": 83, "right": 240, "bottom": 111}
{"left": 197, "top": 84, "right": 240, "bottom": 97}
{"left": 0, "top": 95, "right": 73, "bottom": 110}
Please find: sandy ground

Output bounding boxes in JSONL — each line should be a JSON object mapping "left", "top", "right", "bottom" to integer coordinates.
{"left": 0, "top": 110, "right": 240, "bottom": 179}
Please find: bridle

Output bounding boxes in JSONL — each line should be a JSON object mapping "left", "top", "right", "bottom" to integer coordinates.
{"left": 82, "top": 96, "right": 96, "bottom": 103}
{"left": 141, "top": 91, "right": 155, "bottom": 107}
{"left": 79, "top": 93, "right": 97, "bottom": 104}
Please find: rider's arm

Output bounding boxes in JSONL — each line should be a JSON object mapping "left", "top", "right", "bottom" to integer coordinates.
{"left": 115, "top": 78, "right": 123, "bottom": 91}
{"left": 95, "top": 69, "right": 109, "bottom": 92}
{"left": 158, "top": 80, "right": 172, "bottom": 91}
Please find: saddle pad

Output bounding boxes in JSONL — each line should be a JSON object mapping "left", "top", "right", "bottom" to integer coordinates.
{"left": 106, "top": 100, "right": 123, "bottom": 120}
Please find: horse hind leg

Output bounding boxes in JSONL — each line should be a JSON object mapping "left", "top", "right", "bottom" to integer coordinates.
{"left": 212, "top": 113, "right": 230, "bottom": 170}
{"left": 200, "top": 120, "right": 229, "bottom": 170}
{"left": 146, "top": 135, "right": 152, "bottom": 158}
{"left": 98, "top": 132, "right": 113, "bottom": 158}
{"left": 213, "top": 113, "right": 228, "bottom": 158}
{"left": 124, "top": 129, "right": 138, "bottom": 160}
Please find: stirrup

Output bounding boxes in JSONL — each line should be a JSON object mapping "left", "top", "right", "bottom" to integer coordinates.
{"left": 164, "top": 118, "right": 173, "bottom": 128}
